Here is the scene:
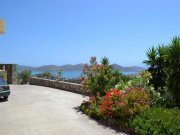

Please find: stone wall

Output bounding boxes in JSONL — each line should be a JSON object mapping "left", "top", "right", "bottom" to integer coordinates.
{"left": 29, "top": 77, "right": 86, "bottom": 95}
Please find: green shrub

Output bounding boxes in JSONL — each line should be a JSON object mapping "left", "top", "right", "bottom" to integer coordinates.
{"left": 115, "top": 71, "right": 152, "bottom": 92}
{"left": 80, "top": 101, "right": 89, "bottom": 113}
{"left": 80, "top": 96, "right": 102, "bottom": 120}
{"left": 132, "top": 108, "right": 180, "bottom": 135}
{"left": 19, "top": 70, "right": 31, "bottom": 84}
{"left": 89, "top": 102, "right": 101, "bottom": 120}
{"left": 149, "top": 88, "right": 177, "bottom": 108}
{"left": 36, "top": 71, "right": 52, "bottom": 79}
{"left": 0, "top": 71, "right": 7, "bottom": 80}
{"left": 123, "top": 88, "right": 150, "bottom": 118}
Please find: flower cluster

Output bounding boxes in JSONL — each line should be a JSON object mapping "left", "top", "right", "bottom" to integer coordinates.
{"left": 100, "top": 89, "right": 122, "bottom": 118}
{"left": 100, "top": 88, "right": 150, "bottom": 119}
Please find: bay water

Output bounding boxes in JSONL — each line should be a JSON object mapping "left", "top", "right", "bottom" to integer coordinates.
{"left": 32, "top": 70, "right": 139, "bottom": 79}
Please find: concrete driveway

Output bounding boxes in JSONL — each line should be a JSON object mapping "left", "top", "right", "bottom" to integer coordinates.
{"left": 0, "top": 85, "right": 126, "bottom": 135}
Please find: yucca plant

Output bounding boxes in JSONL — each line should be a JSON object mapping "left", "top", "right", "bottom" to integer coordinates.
{"left": 155, "top": 45, "right": 168, "bottom": 92}
{"left": 167, "top": 36, "right": 180, "bottom": 107}
{"left": 144, "top": 46, "right": 157, "bottom": 68}
{"left": 143, "top": 46, "right": 167, "bottom": 92}
{"left": 101, "top": 56, "right": 109, "bottom": 65}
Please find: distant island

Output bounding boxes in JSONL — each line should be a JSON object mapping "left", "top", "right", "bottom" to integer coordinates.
{"left": 16, "top": 64, "right": 146, "bottom": 72}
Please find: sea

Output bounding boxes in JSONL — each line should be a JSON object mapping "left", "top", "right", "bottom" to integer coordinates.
{"left": 31, "top": 70, "right": 139, "bottom": 79}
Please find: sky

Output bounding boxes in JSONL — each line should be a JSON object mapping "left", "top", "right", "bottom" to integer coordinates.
{"left": 0, "top": 0, "right": 180, "bottom": 67}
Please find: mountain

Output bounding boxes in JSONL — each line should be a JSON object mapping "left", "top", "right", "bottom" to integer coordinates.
{"left": 111, "top": 64, "right": 146, "bottom": 72}
{"left": 16, "top": 65, "right": 35, "bottom": 71}
{"left": 59, "top": 64, "right": 83, "bottom": 71}
{"left": 16, "top": 64, "right": 84, "bottom": 71}
{"left": 17, "top": 64, "right": 145, "bottom": 72}
{"left": 35, "top": 65, "right": 60, "bottom": 71}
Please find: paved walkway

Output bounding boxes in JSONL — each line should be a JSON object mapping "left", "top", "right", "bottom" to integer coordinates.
{"left": 0, "top": 85, "right": 126, "bottom": 135}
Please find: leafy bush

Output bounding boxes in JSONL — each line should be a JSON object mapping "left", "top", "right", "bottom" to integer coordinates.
{"left": 123, "top": 88, "right": 150, "bottom": 117}
{"left": 149, "top": 87, "right": 177, "bottom": 108}
{"left": 81, "top": 56, "right": 121, "bottom": 96}
{"left": 0, "top": 71, "right": 7, "bottom": 80}
{"left": 36, "top": 71, "right": 52, "bottom": 79}
{"left": 80, "top": 96, "right": 102, "bottom": 120}
{"left": 19, "top": 70, "right": 31, "bottom": 84}
{"left": 100, "top": 88, "right": 150, "bottom": 120}
{"left": 115, "top": 71, "right": 151, "bottom": 92}
{"left": 132, "top": 108, "right": 180, "bottom": 135}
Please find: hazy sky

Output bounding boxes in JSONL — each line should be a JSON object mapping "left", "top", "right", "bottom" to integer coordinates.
{"left": 0, "top": 0, "right": 180, "bottom": 67}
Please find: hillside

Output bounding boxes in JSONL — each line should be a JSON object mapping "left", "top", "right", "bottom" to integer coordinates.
{"left": 17, "top": 64, "right": 145, "bottom": 72}
{"left": 111, "top": 64, "right": 145, "bottom": 72}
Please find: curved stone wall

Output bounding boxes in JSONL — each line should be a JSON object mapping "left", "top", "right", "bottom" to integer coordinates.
{"left": 29, "top": 77, "right": 85, "bottom": 95}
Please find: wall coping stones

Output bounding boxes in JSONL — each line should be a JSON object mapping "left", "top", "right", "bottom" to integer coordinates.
{"left": 29, "top": 77, "right": 86, "bottom": 95}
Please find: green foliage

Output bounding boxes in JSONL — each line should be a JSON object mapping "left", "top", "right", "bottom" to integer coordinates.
{"left": 81, "top": 56, "right": 121, "bottom": 96}
{"left": 115, "top": 71, "right": 151, "bottom": 92}
{"left": 0, "top": 71, "right": 7, "bottom": 80}
{"left": 36, "top": 71, "right": 52, "bottom": 79}
{"left": 123, "top": 88, "right": 150, "bottom": 117}
{"left": 144, "top": 36, "right": 180, "bottom": 107}
{"left": 115, "top": 80, "right": 129, "bottom": 92}
{"left": 101, "top": 56, "right": 109, "bottom": 65}
{"left": 167, "top": 36, "right": 180, "bottom": 107}
{"left": 19, "top": 70, "right": 31, "bottom": 84}
{"left": 88, "top": 102, "right": 101, "bottom": 120}
{"left": 120, "top": 74, "right": 132, "bottom": 83}
{"left": 143, "top": 45, "right": 167, "bottom": 92}
{"left": 149, "top": 87, "right": 177, "bottom": 108}
{"left": 80, "top": 96, "right": 102, "bottom": 120}
{"left": 132, "top": 108, "right": 180, "bottom": 135}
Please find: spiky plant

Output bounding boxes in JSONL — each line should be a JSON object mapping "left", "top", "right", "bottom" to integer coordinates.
{"left": 167, "top": 36, "right": 180, "bottom": 107}
{"left": 144, "top": 47, "right": 159, "bottom": 90}
{"left": 144, "top": 45, "right": 168, "bottom": 92}
{"left": 101, "top": 56, "right": 109, "bottom": 66}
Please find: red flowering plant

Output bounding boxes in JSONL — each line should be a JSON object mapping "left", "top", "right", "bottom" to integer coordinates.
{"left": 100, "top": 88, "right": 150, "bottom": 120}
{"left": 100, "top": 89, "right": 123, "bottom": 118}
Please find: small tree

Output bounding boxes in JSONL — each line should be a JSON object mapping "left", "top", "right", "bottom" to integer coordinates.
{"left": 81, "top": 56, "right": 121, "bottom": 96}
{"left": 36, "top": 71, "right": 51, "bottom": 79}
{"left": 20, "top": 70, "right": 31, "bottom": 84}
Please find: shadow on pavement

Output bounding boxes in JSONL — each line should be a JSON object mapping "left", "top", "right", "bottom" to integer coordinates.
{"left": 73, "top": 106, "right": 131, "bottom": 135}
{"left": 0, "top": 97, "right": 8, "bottom": 103}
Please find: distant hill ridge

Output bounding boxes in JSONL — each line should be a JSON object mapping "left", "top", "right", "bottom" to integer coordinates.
{"left": 17, "top": 64, "right": 145, "bottom": 72}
